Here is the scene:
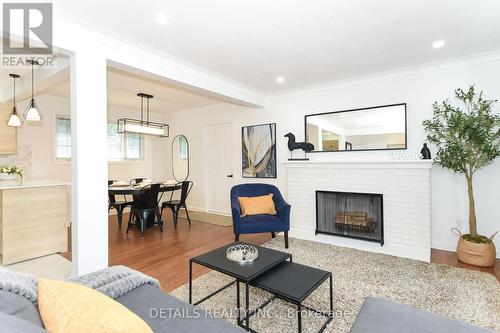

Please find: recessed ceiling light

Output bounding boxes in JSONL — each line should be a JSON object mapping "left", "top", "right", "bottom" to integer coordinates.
{"left": 432, "top": 40, "right": 445, "bottom": 48}
{"left": 276, "top": 77, "right": 285, "bottom": 84}
{"left": 154, "top": 12, "right": 168, "bottom": 25}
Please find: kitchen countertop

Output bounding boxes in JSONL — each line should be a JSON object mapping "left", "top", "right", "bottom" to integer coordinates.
{"left": 0, "top": 180, "right": 70, "bottom": 190}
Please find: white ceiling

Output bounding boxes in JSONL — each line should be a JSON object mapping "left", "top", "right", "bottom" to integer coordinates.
{"left": 54, "top": 0, "right": 500, "bottom": 93}
{"left": 106, "top": 69, "right": 222, "bottom": 112}
{"left": 46, "top": 68, "right": 223, "bottom": 113}
{"left": 0, "top": 53, "right": 70, "bottom": 102}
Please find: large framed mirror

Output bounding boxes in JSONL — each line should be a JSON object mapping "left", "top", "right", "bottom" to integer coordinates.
{"left": 305, "top": 103, "right": 407, "bottom": 152}
{"left": 172, "top": 135, "right": 189, "bottom": 181}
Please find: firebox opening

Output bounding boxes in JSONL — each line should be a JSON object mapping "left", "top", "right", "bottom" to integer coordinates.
{"left": 315, "top": 191, "right": 384, "bottom": 246}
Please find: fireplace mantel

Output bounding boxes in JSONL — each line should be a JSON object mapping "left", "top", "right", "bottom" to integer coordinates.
{"left": 283, "top": 158, "right": 432, "bottom": 262}
{"left": 284, "top": 159, "right": 433, "bottom": 169}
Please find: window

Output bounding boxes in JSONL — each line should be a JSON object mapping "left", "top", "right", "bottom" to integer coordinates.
{"left": 107, "top": 123, "right": 123, "bottom": 160}
{"left": 106, "top": 122, "right": 143, "bottom": 160}
{"left": 126, "top": 131, "right": 142, "bottom": 160}
{"left": 55, "top": 116, "right": 71, "bottom": 159}
{"left": 55, "top": 116, "right": 144, "bottom": 161}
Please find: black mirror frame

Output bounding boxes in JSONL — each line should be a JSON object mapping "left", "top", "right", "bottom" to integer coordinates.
{"left": 304, "top": 103, "right": 407, "bottom": 153}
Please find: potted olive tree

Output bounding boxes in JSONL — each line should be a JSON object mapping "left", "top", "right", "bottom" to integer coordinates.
{"left": 423, "top": 86, "right": 500, "bottom": 267}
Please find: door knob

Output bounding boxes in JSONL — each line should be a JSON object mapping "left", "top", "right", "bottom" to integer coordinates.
{"left": 227, "top": 174, "right": 233, "bottom": 178}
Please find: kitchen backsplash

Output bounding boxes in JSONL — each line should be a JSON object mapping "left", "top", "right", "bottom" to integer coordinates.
{"left": 0, "top": 145, "right": 32, "bottom": 178}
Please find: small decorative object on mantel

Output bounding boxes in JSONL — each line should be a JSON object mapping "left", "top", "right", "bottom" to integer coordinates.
{"left": 284, "top": 132, "right": 314, "bottom": 160}
{"left": 226, "top": 244, "right": 258, "bottom": 263}
{"left": 0, "top": 165, "right": 23, "bottom": 181}
{"left": 423, "top": 85, "right": 500, "bottom": 267}
{"left": 420, "top": 143, "right": 431, "bottom": 159}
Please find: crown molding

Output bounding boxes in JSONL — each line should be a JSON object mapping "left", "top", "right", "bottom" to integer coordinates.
{"left": 53, "top": 10, "right": 500, "bottom": 104}
{"left": 53, "top": 10, "right": 265, "bottom": 100}
{"left": 266, "top": 49, "right": 500, "bottom": 100}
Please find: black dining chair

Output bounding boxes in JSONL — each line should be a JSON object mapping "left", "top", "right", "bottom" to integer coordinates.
{"left": 127, "top": 183, "right": 165, "bottom": 239}
{"left": 161, "top": 181, "right": 193, "bottom": 228}
{"left": 127, "top": 178, "right": 147, "bottom": 218}
{"left": 108, "top": 180, "right": 133, "bottom": 229}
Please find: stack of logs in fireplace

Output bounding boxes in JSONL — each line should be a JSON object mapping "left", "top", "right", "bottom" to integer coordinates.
{"left": 335, "top": 211, "right": 376, "bottom": 233}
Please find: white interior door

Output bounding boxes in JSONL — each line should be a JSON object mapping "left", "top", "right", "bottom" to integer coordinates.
{"left": 206, "top": 123, "right": 234, "bottom": 214}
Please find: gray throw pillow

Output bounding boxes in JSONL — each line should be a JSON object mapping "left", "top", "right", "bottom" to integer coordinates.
{"left": 0, "top": 311, "right": 46, "bottom": 333}
{"left": 0, "top": 290, "right": 44, "bottom": 328}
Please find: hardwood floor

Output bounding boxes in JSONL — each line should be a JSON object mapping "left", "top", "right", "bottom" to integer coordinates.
{"left": 62, "top": 212, "right": 500, "bottom": 291}
{"left": 431, "top": 248, "right": 499, "bottom": 281}
{"left": 62, "top": 212, "right": 270, "bottom": 291}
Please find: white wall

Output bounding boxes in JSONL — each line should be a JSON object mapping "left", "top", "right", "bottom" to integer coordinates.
{"left": 15, "top": 95, "right": 72, "bottom": 181}
{"left": 41, "top": 13, "right": 264, "bottom": 275}
{"left": 12, "top": 94, "right": 169, "bottom": 183}
{"left": 167, "top": 54, "right": 500, "bottom": 257}
{"left": 164, "top": 103, "right": 282, "bottom": 212}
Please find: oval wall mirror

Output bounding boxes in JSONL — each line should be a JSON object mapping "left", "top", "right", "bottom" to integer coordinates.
{"left": 172, "top": 135, "right": 189, "bottom": 181}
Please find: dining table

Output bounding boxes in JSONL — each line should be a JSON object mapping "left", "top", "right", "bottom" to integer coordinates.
{"left": 108, "top": 183, "right": 181, "bottom": 196}
{"left": 108, "top": 182, "right": 182, "bottom": 227}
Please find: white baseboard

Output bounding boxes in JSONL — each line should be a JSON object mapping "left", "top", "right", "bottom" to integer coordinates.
{"left": 185, "top": 206, "right": 207, "bottom": 213}
{"left": 188, "top": 206, "right": 232, "bottom": 217}
{"left": 431, "top": 242, "right": 457, "bottom": 253}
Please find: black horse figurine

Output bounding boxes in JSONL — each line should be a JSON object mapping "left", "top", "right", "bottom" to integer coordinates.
{"left": 284, "top": 133, "right": 314, "bottom": 160}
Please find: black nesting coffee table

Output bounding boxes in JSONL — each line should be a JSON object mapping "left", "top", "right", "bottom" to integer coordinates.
{"left": 249, "top": 261, "right": 333, "bottom": 333}
{"left": 189, "top": 242, "right": 292, "bottom": 331}
{"left": 189, "top": 242, "right": 333, "bottom": 333}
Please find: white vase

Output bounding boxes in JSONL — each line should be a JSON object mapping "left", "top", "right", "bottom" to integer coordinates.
{"left": 0, "top": 173, "right": 17, "bottom": 181}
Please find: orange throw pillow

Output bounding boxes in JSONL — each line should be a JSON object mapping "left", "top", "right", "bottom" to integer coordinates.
{"left": 38, "top": 278, "right": 153, "bottom": 333}
{"left": 238, "top": 194, "right": 277, "bottom": 216}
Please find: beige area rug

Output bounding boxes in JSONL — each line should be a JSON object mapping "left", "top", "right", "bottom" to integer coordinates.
{"left": 178, "top": 210, "right": 233, "bottom": 227}
{"left": 172, "top": 237, "right": 500, "bottom": 333}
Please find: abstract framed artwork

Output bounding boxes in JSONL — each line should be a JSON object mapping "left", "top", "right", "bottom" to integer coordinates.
{"left": 242, "top": 123, "right": 277, "bottom": 178}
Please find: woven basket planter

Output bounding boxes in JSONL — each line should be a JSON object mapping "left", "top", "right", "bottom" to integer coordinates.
{"left": 457, "top": 236, "right": 496, "bottom": 267}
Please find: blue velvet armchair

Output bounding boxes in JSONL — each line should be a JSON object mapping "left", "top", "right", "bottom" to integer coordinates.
{"left": 230, "top": 183, "right": 290, "bottom": 248}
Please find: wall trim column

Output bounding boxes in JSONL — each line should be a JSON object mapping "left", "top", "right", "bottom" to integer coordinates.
{"left": 70, "top": 51, "right": 108, "bottom": 276}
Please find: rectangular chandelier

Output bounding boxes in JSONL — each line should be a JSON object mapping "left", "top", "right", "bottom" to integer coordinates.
{"left": 117, "top": 118, "right": 169, "bottom": 137}
{"left": 117, "top": 93, "right": 169, "bottom": 138}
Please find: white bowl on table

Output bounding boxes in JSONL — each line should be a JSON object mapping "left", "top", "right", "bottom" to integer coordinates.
{"left": 110, "top": 180, "right": 129, "bottom": 187}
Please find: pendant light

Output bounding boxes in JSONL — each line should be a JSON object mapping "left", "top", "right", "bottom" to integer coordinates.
{"left": 24, "top": 59, "right": 42, "bottom": 122}
{"left": 117, "top": 93, "right": 169, "bottom": 137}
{"left": 7, "top": 73, "right": 22, "bottom": 127}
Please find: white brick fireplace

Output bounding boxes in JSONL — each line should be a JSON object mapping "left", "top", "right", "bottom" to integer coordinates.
{"left": 284, "top": 160, "right": 433, "bottom": 262}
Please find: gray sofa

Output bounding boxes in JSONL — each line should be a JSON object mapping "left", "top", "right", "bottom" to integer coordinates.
{"left": 116, "top": 284, "right": 242, "bottom": 332}
{"left": 0, "top": 283, "right": 243, "bottom": 333}
{"left": 1, "top": 265, "right": 493, "bottom": 333}
{"left": 350, "top": 297, "right": 495, "bottom": 333}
